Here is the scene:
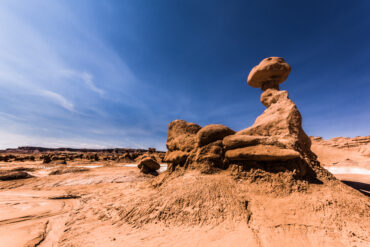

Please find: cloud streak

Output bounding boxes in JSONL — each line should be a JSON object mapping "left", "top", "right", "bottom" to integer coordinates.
{"left": 81, "top": 72, "right": 105, "bottom": 96}
{"left": 59, "top": 69, "right": 105, "bottom": 96}
{"left": 37, "top": 89, "right": 75, "bottom": 112}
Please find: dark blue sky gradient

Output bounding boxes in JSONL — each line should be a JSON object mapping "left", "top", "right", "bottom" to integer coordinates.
{"left": 0, "top": 0, "right": 369, "bottom": 149}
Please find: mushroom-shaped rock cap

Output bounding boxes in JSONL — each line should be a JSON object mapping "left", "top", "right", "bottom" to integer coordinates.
{"left": 247, "top": 57, "right": 291, "bottom": 89}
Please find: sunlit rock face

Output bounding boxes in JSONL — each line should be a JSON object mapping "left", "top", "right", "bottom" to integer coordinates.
{"left": 164, "top": 57, "right": 320, "bottom": 179}
{"left": 236, "top": 87, "right": 313, "bottom": 160}
{"left": 247, "top": 57, "right": 291, "bottom": 90}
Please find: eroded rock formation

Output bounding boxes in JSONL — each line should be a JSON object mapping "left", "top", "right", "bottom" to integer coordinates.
{"left": 138, "top": 155, "right": 161, "bottom": 175}
{"left": 165, "top": 57, "right": 321, "bottom": 179}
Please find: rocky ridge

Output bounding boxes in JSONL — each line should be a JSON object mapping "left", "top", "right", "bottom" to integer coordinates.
{"left": 311, "top": 136, "right": 370, "bottom": 157}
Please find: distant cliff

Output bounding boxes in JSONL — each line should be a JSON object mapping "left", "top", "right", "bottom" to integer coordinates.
{"left": 311, "top": 136, "right": 370, "bottom": 157}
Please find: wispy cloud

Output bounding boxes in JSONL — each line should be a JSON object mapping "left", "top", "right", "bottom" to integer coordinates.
{"left": 37, "top": 89, "right": 75, "bottom": 112}
{"left": 81, "top": 71, "right": 105, "bottom": 96}
{"left": 60, "top": 69, "right": 105, "bottom": 96}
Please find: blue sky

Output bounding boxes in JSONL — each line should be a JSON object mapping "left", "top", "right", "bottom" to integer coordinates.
{"left": 0, "top": 0, "right": 369, "bottom": 150}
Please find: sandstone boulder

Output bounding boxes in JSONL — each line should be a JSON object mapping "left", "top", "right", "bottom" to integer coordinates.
{"left": 166, "top": 120, "right": 201, "bottom": 152}
{"left": 0, "top": 171, "right": 33, "bottom": 181}
{"left": 138, "top": 157, "right": 160, "bottom": 173}
{"left": 164, "top": 151, "right": 188, "bottom": 165}
{"left": 225, "top": 145, "right": 300, "bottom": 161}
{"left": 194, "top": 140, "right": 223, "bottom": 162}
{"left": 139, "top": 153, "right": 163, "bottom": 164}
{"left": 43, "top": 155, "right": 52, "bottom": 164}
{"left": 185, "top": 140, "right": 225, "bottom": 170}
{"left": 223, "top": 135, "right": 266, "bottom": 150}
{"left": 52, "top": 160, "right": 67, "bottom": 165}
{"left": 197, "top": 124, "right": 235, "bottom": 147}
{"left": 247, "top": 57, "right": 291, "bottom": 90}
{"left": 223, "top": 134, "right": 296, "bottom": 150}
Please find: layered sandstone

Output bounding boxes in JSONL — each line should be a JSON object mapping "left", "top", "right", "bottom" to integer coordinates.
{"left": 312, "top": 136, "right": 370, "bottom": 157}
{"left": 164, "top": 57, "right": 323, "bottom": 179}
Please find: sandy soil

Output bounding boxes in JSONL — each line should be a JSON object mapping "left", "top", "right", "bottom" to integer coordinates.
{"left": 0, "top": 154, "right": 369, "bottom": 246}
{"left": 312, "top": 141, "right": 370, "bottom": 196}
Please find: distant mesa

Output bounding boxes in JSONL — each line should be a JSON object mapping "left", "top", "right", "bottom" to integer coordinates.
{"left": 164, "top": 57, "right": 329, "bottom": 180}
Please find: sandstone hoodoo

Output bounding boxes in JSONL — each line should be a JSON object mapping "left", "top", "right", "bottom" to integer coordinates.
{"left": 118, "top": 57, "right": 370, "bottom": 246}
{"left": 164, "top": 57, "right": 323, "bottom": 179}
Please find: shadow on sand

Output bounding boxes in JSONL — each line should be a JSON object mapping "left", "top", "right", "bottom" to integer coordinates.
{"left": 341, "top": 180, "right": 370, "bottom": 197}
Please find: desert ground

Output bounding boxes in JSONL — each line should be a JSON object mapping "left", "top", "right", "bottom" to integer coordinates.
{"left": 1, "top": 58, "right": 369, "bottom": 247}
{"left": 0, "top": 138, "right": 369, "bottom": 247}
{"left": 311, "top": 136, "right": 370, "bottom": 196}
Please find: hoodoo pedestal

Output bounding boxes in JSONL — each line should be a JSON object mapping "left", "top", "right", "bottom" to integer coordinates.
{"left": 164, "top": 57, "right": 319, "bottom": 179}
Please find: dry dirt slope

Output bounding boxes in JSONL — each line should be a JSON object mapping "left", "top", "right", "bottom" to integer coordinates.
{"left": 58, "top": 168, "right": 369, "bottom": 247}
{"left": 1, "top": 167, "right": 368, "bottom": 246}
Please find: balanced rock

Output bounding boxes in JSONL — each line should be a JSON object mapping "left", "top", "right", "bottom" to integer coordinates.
{"left": 247, "top": 57, "right": 291, "bottom": 90}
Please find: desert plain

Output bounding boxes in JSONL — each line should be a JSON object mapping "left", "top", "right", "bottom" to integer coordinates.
{"left": 0, "top": 136, "right": 369, "bottom": 247}
{"left": 0, "top": 57, "right": 369, "bottom": 247}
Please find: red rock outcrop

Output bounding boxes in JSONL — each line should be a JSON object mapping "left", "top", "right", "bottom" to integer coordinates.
{"left": 236, "top": 87, "right": 313, "bottom": 159}
{"left": 164, "top": 57, "right": 325, "bottom": 179}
